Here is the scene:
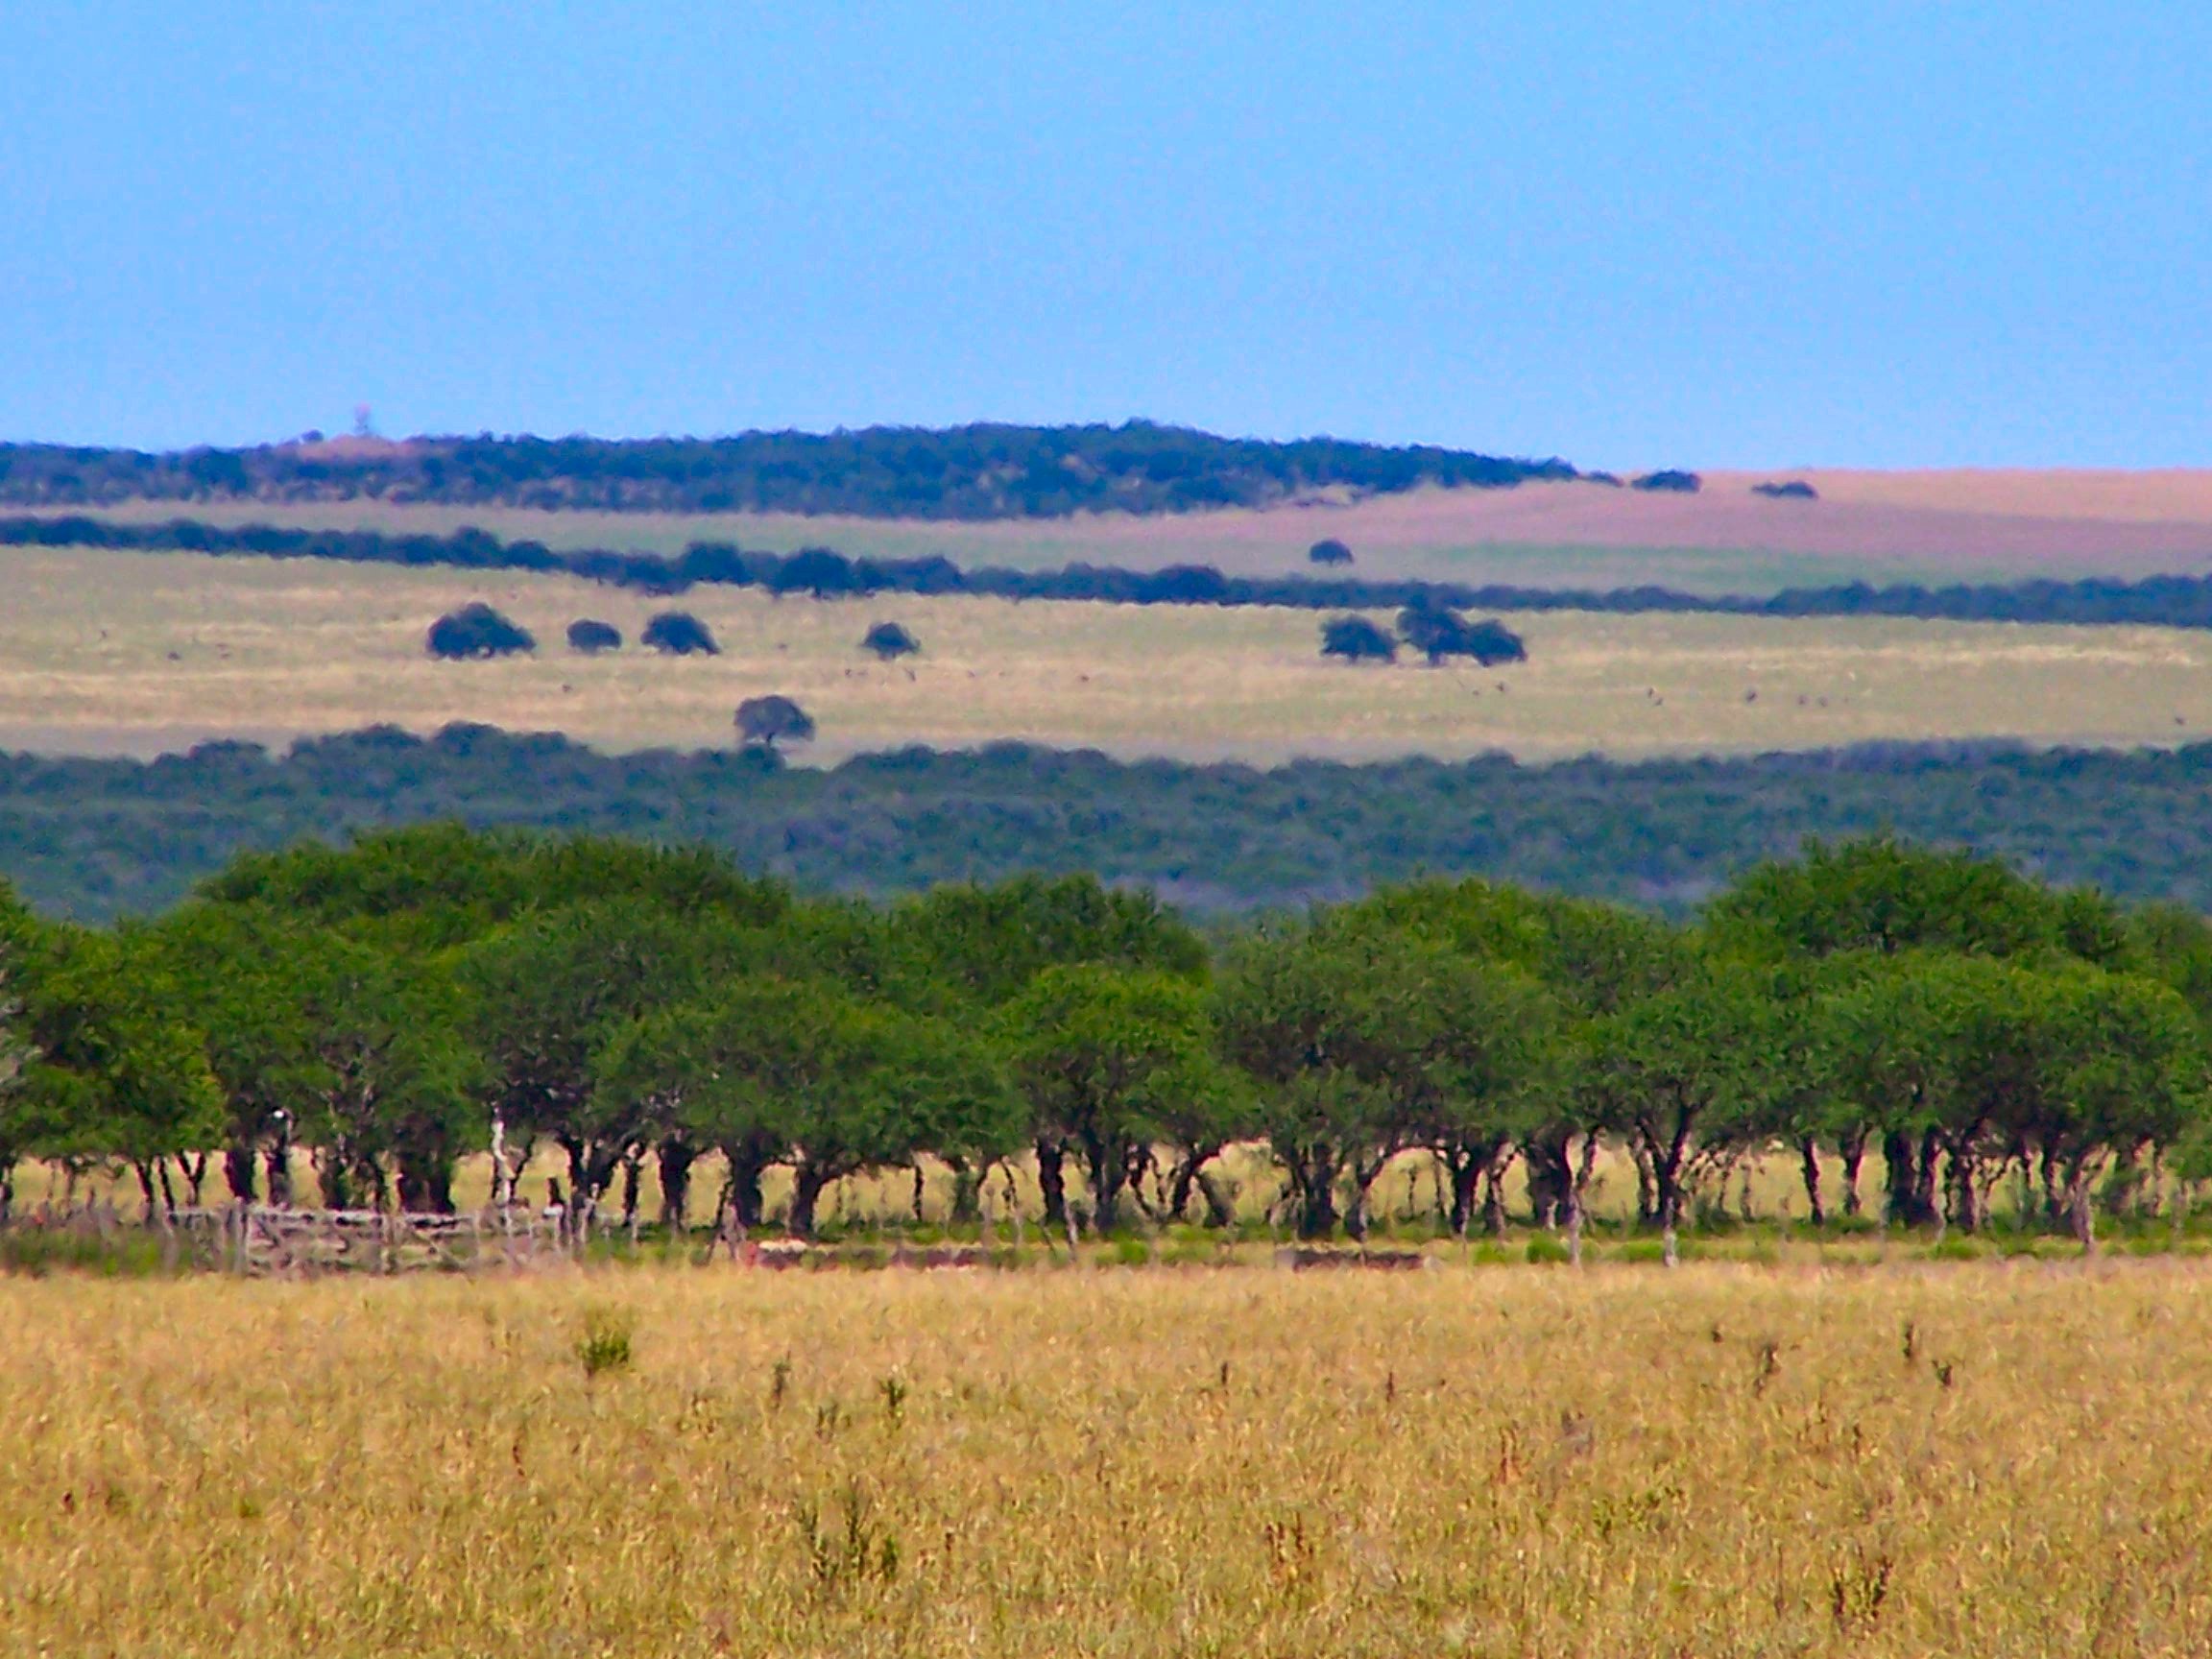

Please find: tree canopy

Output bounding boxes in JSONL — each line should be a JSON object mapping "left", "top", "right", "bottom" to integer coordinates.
{"left": 426, "top": 603, "right": 535, "bottom": 660}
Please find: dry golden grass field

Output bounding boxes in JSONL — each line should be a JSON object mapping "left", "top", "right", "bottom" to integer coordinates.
{"left": 8, "top": 543, "right": 2212, "bottom": 763}
{"left": 4, "top": 1265, "right": 2209, "bottom": 1657}
{"left": 75, "top": 469, "right": 2212, "bottom": 589}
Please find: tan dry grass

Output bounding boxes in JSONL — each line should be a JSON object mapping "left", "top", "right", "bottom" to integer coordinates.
{"left": 7, "top": 544, "right": 2212, "bottom": 764}
{"left": 4, "top": 1265, "right": 2210, "bottom": 1656}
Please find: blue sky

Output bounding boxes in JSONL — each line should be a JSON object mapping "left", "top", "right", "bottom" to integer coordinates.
{"left": 3, "top": 1, "right": 2207, "bottom": 467}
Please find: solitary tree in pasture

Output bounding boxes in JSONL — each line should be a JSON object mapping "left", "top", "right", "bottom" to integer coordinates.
{"left": 426, "top": 603, "right": 535, "bottom": 660}
{"left": 1320, "top": 614, "right": 1396, "bottom": 663}
{"left": 736, "top": 695, "right": 816, "bottom": 754}
{"left": 566, "top": 618, "right": 622, "bottom": 654}
{"left": 862, "top": 620, "right": 920, "bottom": 661}
{"left": 642, "top": 611, "right": 720, "bottom": 655}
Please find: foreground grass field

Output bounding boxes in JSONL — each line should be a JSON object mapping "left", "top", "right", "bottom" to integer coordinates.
{"left": 4, "top": 1266, "right": 2208, "bottom": 1656}
{"left": 9, "top": 544, "right": 2212, "bottom": 762}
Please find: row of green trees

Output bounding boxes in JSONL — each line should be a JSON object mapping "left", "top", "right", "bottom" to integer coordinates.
{"left": 3, "top": 831, "right": 2209, "bottom": 1243}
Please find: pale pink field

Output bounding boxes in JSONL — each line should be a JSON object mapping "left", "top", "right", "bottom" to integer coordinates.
{"left": 71, "top": 469, "right": 2212, "bottom": 594}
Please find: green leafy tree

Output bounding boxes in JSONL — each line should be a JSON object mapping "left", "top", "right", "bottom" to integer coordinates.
{"left": 1000, "top": 966, "right": 1238, "bottom": 1233}
{"left": 862, "top": 620, "right": 920, "bottom": 660}
{"left": 1215, "top": 920, "right": 1547, "bottom": 1239}
{"left": 283, "top": 934, "right": 481, "bottom": 1212}
{"left": 426, "top": 603, "right": 535, "bottom": 660}
{"left": 1709, "top": 836, "right": 2110, "bottom": 962}
{"left": 10, "top": 925, "right": 223, "bottom": 1218}
{"left": 1571, "top": 959, "right": 1797, "bottom": 1229}
{"left": 1712, "top": 838, "right": 2132, "bottom": 1223}
{"left": 0, "top": 884, "right": 45, "bottom": 1217}
{"left": 1320, "top": 614, "right": 1395, "bottom": 662}
{"left": 143, "top": 902, "right": 337, "bottom": 1204}
{"left": 603, "top": 977, "right": 1020, "bottom": 1238}
{"left": 894, "top": 876, "right": 1205, "bottom": 1223}
{"left": 460, "top": 899, "right": 730, "bottom": 1224}
{"left": 736, "top": 695, "right": 816, "bottom": 753}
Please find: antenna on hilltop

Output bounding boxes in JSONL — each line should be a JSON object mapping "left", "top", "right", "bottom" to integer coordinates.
{"left": 353, "top": 403, "right": 375, "bottom": 439}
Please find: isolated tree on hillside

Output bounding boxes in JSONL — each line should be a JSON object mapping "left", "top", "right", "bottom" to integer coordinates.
{"left": 1320, "top": 614, "right": 1396, "bottom": 663}
{"left": 642, "top": 611, "right": 720, "bottom": 655}
{"left": 426, "top": 603, "right": 535, "bottom": 660}
{"left": 862, "top": 620, "right": 920, "bottom": 661}
{"left": 566, "top": 618, "right": 622, "bottom": 654}
{"left": 1308, "top": 538, "right": 1355, "bottom": 566}
{"left": 1396, "top": 600, "right": 1527, "bottom": 667}
{"left": 736, "top": 695, "right": 815, "bottom": 754}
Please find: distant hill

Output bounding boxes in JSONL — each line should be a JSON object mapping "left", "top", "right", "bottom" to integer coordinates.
{"left": 0, "top": 422, "right": 1578, "bottom": 518}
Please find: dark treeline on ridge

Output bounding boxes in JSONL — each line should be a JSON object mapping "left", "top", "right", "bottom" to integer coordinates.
{"left": 0, "top": 423, "right": 1578, "bottom": 517}
{"left": 5, "top": 832, "right": 2210, "bottom": 1244}
{"left": 6, "top": 726, "right": 2212, "bottom": 924}
{"left": 14, "top": 512, "right": 2212, "bottom": 629}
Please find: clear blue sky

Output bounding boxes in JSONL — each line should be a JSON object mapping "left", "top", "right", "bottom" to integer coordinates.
{"left": 4, "top": 1, "right": 2207, "bottom": 468}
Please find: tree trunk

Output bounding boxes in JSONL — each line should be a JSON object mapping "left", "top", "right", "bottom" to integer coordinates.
{"left": 1035, "top": 1139, "right": 1069, "bottom": 1229}
{"left": 619, "top": 1150, "right": 643, "bottom": 1229}
{"left": 396, "top": 1147, "right": 455, "bottom": 1214}
{"left": 787, "top": 1163, "right": 831, "bottom": 1239}
{"left": 156, "top": 1159, "right": 180, "bottom": 1220}
{"left": 1081, "top": 1135, "right": 1126, "bottom": 1234}
{"left": 1279, "top": 1144, "right": 1340, "bottom": 1239}
{"left": 180, "top": 1153, "right": 209, "bottom": 1207}
{"left": 316, "top": 1148, "right": 350, "bottom": 1212}
{"left": 1797, "top": 1136, "right": 1826, "bottom": 1226}
{"left": 1882, "top": 1130, "right": 1937, "bottom": 1226}
{"left": 1948, "top": 1142, "right": 1981, "bottom": 1234}
{"left": 1165, "top": 1144, "right": 1225, "bottom": 1225}
{"left": 722, "top": 1139, "right": 769, "bottom": 1232}
{"left": 1447, "top": 1152, "right": 1481, "bottom": 1239}
{"left": 224, "top": 1142, "right": 259, "bottom": 1205}
{"left": 1166, "top": 1152, "right": 1201, "bottom": 1223}
{"left": 2067, "top": 1159, "right": 2100, "bottom": 1255}
{"left": 1344, "top": 1159, "right": 1381, "bottom": 1242}
{"left": 132, "top": 1161, "right": 159, "bottom": 1224}
{"left": 657, "top": 1138, "right": 698, "bottom": 1231}
{"left": 1641, "top": 1116, "right": 1691, "bottom": 1235}
{"left": 1914, "top": 1129, "right": 1943, "bottom": 1224}
{"left": 1838, "top": 1127, "right": 1866, "bottom": 1217}
{"left": 1481, "top": 1160, "right": 1510, "bottom": 1238}
{"left": 263, "top": 1142, "right": 293, "bottom": 1209}
{"left": 1523, "top": 1133, "right": 1573, "bottom": 1226}
{"left": 946, "top": 1157, "right": 981, "bottom": 1225}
